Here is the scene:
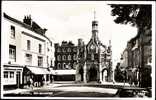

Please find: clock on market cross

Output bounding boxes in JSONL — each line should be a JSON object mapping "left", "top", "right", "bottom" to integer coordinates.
{"left": 90, "top": 44, "right": 95, "bottom": 50}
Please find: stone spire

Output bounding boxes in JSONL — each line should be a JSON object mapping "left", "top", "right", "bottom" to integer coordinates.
{"left": 91, "top": 10, "right": 99, "bottom": 45}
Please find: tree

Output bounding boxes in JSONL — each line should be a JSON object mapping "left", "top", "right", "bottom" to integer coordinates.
{"left": 114, "top": 63, "right": 125, "bottom": 82}
{"left": 109, "top": 4, "right": 152, "bottom": 87}
{"left": 109, "top": 4, "right": 151, "bottom": 29}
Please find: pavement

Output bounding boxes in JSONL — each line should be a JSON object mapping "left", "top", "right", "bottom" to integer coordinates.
{"left": 2, "top": 81, "right": 130, "bottom": 96}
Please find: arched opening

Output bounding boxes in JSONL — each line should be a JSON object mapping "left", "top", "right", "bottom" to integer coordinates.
{"left": 89, "top": 67, "right": 97, "bottom": 81}
{"left": 79, "top": 68, "right": 83, "bottom": 81}
{"left": 102, "top": 69, "right": 107, "bottom": 82}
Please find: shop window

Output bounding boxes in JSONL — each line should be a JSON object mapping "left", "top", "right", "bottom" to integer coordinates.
{"left": 4, "top": 71, "right": 8, "bottom": 78}
{"left": 10, "top": 72, "right": 14, "bottom": 78}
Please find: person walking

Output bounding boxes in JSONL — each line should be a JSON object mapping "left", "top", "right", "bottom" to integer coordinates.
{"left": 29, "top": 77, "right": 34, "bottom": 90}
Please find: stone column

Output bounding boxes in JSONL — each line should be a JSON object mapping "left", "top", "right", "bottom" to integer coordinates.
{"left": 83, "top": 62, "right": 87, "bottom": 83}
{"left": 44, "top": 74, "right": 46, "bottom": 85}
{"left": 100, "top": 68, "right": 102, "bottom": 83}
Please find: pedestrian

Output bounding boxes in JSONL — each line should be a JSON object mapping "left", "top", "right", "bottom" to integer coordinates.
{"left": 29, "top": 77, "right": 34, "bottom": 90}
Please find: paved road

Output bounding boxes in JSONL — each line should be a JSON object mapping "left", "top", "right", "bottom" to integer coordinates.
{"left": 4, "top": 81, "right": 139, "bottom": 97}
{"left": 4, "top": 82, "right": 119, "bottom": 97}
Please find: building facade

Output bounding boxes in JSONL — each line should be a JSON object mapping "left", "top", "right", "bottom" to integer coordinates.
{"left": 1, "top": 13, "right": 53, "bottom": 89}
{"left": 121, "top": 26, "right": 152, "bottom": 87}
{"left": 76, "top": 16, "right": 113, "bottom": 83}
{"left": 54, "top": 41, "right": 77, "bottom": 81}
{"left": 53, "top": 13, "right": 112, "bottom": 83}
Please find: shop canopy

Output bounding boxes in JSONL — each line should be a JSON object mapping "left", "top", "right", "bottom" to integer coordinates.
{"left": 52, "top": 70, "right": 76, "bottom": 75}
{"left": 26, "top": 66, "right": 51, "bottom": 75}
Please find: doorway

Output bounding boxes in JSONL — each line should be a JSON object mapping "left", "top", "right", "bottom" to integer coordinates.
{"left": 89, "top": 67, "right": 97, "bottom": 81}
{"left": 79, "top": 68, "right": 83, "bottom": 81}
{"left": 16, "top": 71, "right": 21, "bottom": 88}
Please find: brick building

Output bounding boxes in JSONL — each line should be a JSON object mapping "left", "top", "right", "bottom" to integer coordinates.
{"left": 54, "top": 41, "right": 77, "bottom": 81}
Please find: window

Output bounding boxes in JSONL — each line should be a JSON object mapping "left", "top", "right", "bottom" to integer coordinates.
{"left": 39, "top": 44, "right": 42, "bottom": 53}
{"left": 63, "top": 55, "right": 66, "bottom": 60}
{"left": 9, "top": 45, "right": 16, "bottom": 62}
{"left": 57, "top": 48, "right": 61, "bottom": 52}
{"left": 63, "top": 63, "right": 66, "bottom": 69}
{"left": 47, "top": 48, "right": 50, "bottom": 52}
{"left": 10, "top": 72, "right": 14, "bottom": 78}
{"left": 38, "top": 56, "right": 43, "bottom": 67}
{"left": 91, "top": 53, "right": 94, "bottom": 60}
{"left": 27, "top": 40, "right": 31, "bottom": 50}
{"left": 25, "top": 54, "right": 32, "bottom": 65}
{"left": 50, "top": 42, "right": 52, "bottom": 47}
{"left": 4, "top": 71, "right": 8, "bottom": 78}
{"left": 73, "top": 48, "right": 77, "bottom": 52}
{"left": 62, "top": 48, "right": 66, "bottom": 52}
{"left": 57, "top": 55, "right": 61, "bottom": 61}
{"left": 51, "top": 60, "right": 53, "bottom": 67}
{"left": 73, "top": 54, "right": 77, "bottom": 60}
{"left": 73, "top": 62, "right": 77, "bottom": 69}
{"left": 10, "top": 25, "right": 15, "bottom": 38}
{"left": 68, "top": 55, "right": 71, "bottom": 60}
{"left": 57, "top": 63, "right": 61, "bottom": 69}
{"left": 67, "top": 48, "right": 71, "bottom": 52}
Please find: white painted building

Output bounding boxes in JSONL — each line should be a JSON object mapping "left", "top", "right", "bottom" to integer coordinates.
{"left": 1, "top": 13, "right": 53, "bottom": 89}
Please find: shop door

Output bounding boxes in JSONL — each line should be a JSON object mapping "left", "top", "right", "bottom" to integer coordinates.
{"left": 16, "top": 71, "right": 21, "bottom": 88}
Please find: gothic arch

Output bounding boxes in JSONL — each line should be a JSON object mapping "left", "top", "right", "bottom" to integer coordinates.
{"left": 102, "top": 68, "right": 108, "bottom": 82}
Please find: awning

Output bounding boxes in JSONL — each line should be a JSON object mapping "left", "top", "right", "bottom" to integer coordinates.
{"left": 52, "top": 70, "right": 76, "bottom": 75}
{"left": 26, "top": 66, "right": 50, "bottom": 75}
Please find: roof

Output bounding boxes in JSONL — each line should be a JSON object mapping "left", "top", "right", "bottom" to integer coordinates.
{"left": 3, "top": 12, "right": 52, "bottom": 43}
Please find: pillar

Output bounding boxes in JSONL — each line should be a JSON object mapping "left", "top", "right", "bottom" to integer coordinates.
{"left": 99, "top": 64, "right": 102, "bottom": 83}
{"left": 83, "top": 62, "right": 87, "bottom": 83}
{"left": 44, "top": 74, "right": 46, "bottom": 85}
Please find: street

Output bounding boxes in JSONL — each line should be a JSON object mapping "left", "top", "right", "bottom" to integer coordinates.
{"left": 3, "top": 81, "right": 147, "bottom": 97}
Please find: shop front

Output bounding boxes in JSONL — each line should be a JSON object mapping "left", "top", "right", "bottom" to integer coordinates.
{"left": 3, "top": 64, "right": 23, "bottom": 89}
{"left": 23, "top": 66, "right": 52, "bottom": 87}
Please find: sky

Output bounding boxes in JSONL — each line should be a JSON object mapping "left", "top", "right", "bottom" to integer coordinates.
{"left": 2, "top": 1, "right": 138, "bottom": 69}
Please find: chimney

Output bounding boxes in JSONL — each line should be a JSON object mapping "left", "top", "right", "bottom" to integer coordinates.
{"left": 78, "top": 38, "right": 83, "bottom": 46}
{"left": 23, "top": 15, "right": 32, "bottom": 26}
{"left": 43, "top": 28, "right": 47, "bottom": 34}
